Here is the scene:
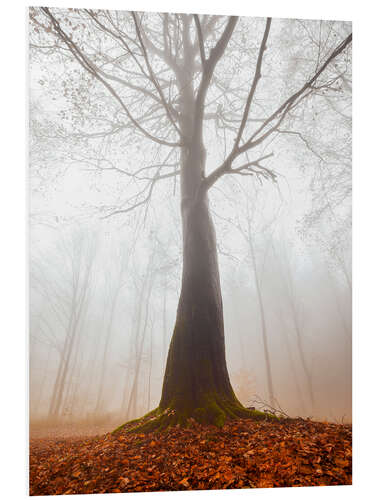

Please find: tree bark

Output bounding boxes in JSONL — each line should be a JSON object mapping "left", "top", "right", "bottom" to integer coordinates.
{"left": 157, "top": 141, "right": 246, "bottom": 426}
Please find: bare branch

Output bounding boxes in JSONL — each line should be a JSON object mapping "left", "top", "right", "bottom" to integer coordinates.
{"left": 194, "top": 16, "right": 238, "bottom": 138}
{"left": 231, "top": 153, "right": 276, "bottom": 180}
{"left": 238, "top": 32, "right": 352, "bottom": 154}
{"left": 137, "top": 17, "right": 180, "bottom": 74}
{"left": 40, "top": 7, "right": 181, "bottom": 148}
{"left": 193, "top": 15, "right": 206, "bottom": 64}
{"left": 202, "top": 31, "right": 352, "bottom": 192}
{"left": 203, "top": 152, "right": 274, "bottom": 191}
{"left": 131, "top": 12, "right": 182, "bottom": 137}
{"left": 232, "top": 18, "right": 271, "bottom": 152}
{"left": 101, "top": 168, "right": 180, "bottom": 219}
{"left": 276, "top": 129, "right": 325, "bottom": 162}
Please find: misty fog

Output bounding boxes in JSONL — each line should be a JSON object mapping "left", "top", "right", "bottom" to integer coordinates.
{"left": 29, "top": 10, "right": 351, "bottom": 431}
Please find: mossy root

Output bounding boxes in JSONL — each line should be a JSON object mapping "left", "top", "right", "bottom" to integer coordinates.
{"left": 112, "top": 401, "right": 277, "bottom": 435}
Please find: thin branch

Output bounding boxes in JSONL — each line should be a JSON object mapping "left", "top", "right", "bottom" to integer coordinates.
{"left": 231, "top": 153, "right": 276, "bottom": 180}
{"left": 131, "top": 12, "right": 182, "bottom": 137}
{"left": 276, "top": 129, "right": 325, "bottom": 162}
{"left": 138, "top": 18, "right": 180, "bottom": 74}
{"left": 202, "top": 31, "right": 352, "bottom": 192}
{"left": 232, "top": 18, "right": 271, "bottom": 152}
{"left": 238, "top": 32, "right": 352, "bottom": 154}
{"left": 101, "top": 169, "right": 180, "bottom": 219}
{"left": 203, "top": 152, "right": 274, "bottom": 190}
{"left": 193, "top": 14, "right": 206, "bottom": 64}
{"left": 41, "top": 7, "right": 181, "bottom": 149}
{"left": 194, "top": 16, "right": 238, "bottom": 139}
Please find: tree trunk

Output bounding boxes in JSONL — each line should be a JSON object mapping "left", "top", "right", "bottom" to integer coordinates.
{"left": 157, "top": 143, "right": 247, "bottom": 426}
{"left": 95, "top": 286, "right": 120, "bottom": 414}
{"left": 283, "top": 254, "right": 315, "bottom": 413}
{"left": 162, "top": 279, "right": 167, "bottom": 367}
{"left": 277, "top": 310, "right": 307, "bottom": 416}
{"left": 247, "top": 228, "right": 275, "bottom": 407}
{"left": 147, "top": 321, "right": 153, "bottom": 412}
{"left": 120, "top": 46, "right": 269, "bottom": 431}
{"left": 49, "top": 311, "right": 76, "bottom": 417}
{"left": 126, "top": 255, "right": 155, "bottom": 419}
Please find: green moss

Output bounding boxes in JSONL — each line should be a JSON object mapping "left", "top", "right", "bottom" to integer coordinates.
{"left": 112, "top": 408, "right": 160, "bottom": 435}
{"left": 177, "top": 414, "right": 188, "bottom": 427}
{"left": 191, "top": 394, "right": 228, "bottom": 427}
{"left": 213, "top": 411, "right": 226, "bottom": 428}
{"left": 112, "top": 392, "right": 277, "bottom": 435}
{"left": 143, "top": 407, "right": 159, "bottom": 418}
{"left": 129, "top": 416, "right": 161, "bottom": 434}
{"left": 192, "top": 407, "right": 206, "bottom": 423}
{"left": 111, "top": 422, "right": 127, "bottom": 434}
{"left": 247, "top": 408, "right": 279, "bottom": 420}
{"left": 185, "top": 419, "right": 192, "bottom": 428}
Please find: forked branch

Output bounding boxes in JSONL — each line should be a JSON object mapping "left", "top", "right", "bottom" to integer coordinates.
{"left": 131, "top": 12, "right": 182, "bottom": 137}
{"left": 193, "top": 15, "right": 206, "bottom": 64}
{"left": 232, "top": 18, "right": 272, "bottom": 152}
{"left": 202, "top": 30, "right": 352, "bottom": 192}
{"left": 40, "top": 7, "right": 181, "bottom": 149}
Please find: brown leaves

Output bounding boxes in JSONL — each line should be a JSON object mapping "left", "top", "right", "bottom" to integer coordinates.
{"left": 179, "top": 477, "right": 190, "bottom": 487}
{"left": 29, "top": 417, "right": 351, "bottom": 495}
{"left": 118, "top": 477, "right": 130, "bottom": 488}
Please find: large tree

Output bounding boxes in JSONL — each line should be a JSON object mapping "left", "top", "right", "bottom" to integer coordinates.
{"left": 30, "top": 8, "right": 352, "bottom": 429}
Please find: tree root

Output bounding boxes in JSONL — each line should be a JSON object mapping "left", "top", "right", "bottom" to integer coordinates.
{"left": 112, "top": 399, "right": 278, "bottom": 435}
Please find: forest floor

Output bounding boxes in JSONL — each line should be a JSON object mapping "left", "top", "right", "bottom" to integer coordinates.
{"left": 29, "top": 416, "right": 352, "bottom": 495}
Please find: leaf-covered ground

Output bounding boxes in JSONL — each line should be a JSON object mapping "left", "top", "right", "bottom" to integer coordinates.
{"left": 29, "top": 417, "right": 352, "bottom": 495}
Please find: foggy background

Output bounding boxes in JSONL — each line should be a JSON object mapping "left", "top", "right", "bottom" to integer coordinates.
{"left": 29, "top": 12, "right": 351, "bottom": 428}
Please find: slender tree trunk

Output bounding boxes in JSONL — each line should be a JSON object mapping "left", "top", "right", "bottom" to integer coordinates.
{"left": 48, "top": 315, "right": 72, "bottom": 417}
{"left": 277, "top": 310, "right": 307, "bottom": 416}
{"left": 63, "top": 318, "right": 85, "bottom": 416}
{"left": 34, "top": 344, "right": 52, "bottom": 418}
{"left": 52, "top": 311, "right": 82, "bottom": 417}
{"left": 284, "top": 260, "right": 315, "bottom": 413}
{"left": 85, "top": 311, "right": 105, "bottom": 415}
{"left": 147, "top": 322, "right": 153, "bottom": 412}
{"left": 326, "top": 266, "right": 351, "bottom": 341}
{"left": 126, "top": 258, "right": 155, "bottom": 419}
{"left": 120, "top": 362, "right": 132, "bottom": 415}
{"left": 248, "top": 228, "right": 275, "bottom": 407}
{"left": 70, "top": 349, "right": 84, "bottom": 417}
{"left": 325, "top": 265, "right": 352, "bottom": 412}
{"left": 95, "top": 286, "right": 120, "bottom": 414}
{"left": 162, "top": 279, "right": 167, "bottom": 367}
{"left": 273, "top": 241, "right": 315, "bottom": 413}
{"left": 291, "top": 309, "right": 315, "bottom": 413}
{"left": 120, "top": 297, "right": 143, "bottom": 415}
{"left": 284, "top": 329, "right": 307, "bottom": 416}
{"left": 49, "top": 243, "right": 93, "bottom": 417}
{"left": 126, "top": 313, "right": 148, "bottom": 419}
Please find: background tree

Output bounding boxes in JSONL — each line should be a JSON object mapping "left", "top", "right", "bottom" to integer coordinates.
{"left": 30, "top": 227, "right": 97, "bottom": 419}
